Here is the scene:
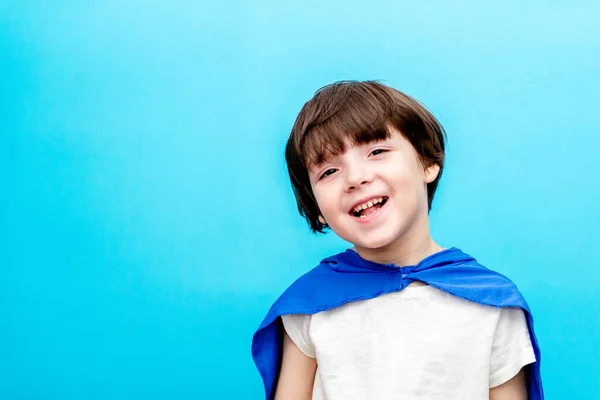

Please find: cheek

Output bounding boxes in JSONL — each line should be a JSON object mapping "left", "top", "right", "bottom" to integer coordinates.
{"left": 389, "top": 169, "right": 427, "bottom": 205}
{"left": 313, "top": 188, "right": 329, "bottom": 213}
{"left": 312, "top": 186, "right": 337, "bottom": 217}
{"left": 388, "top": 169, "right": 415, "bottom": 192}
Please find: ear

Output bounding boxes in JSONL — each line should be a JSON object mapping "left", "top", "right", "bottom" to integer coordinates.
{"left": 318, "top": 215, "right": 327, "bottom": 225}
{"left": 424, "top": 163, "right": 441, "bottom": 184}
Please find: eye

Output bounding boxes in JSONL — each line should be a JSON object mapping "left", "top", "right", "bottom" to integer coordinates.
{"left": 319, "top": 168, "right": 337, "bottom": 180}
{"left": 370, "top": 149, "right": 387, "bottom": 156}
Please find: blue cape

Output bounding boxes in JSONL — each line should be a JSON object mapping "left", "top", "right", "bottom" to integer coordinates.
{"left": 251, "top": 247, "right": 543, "bottom": 399}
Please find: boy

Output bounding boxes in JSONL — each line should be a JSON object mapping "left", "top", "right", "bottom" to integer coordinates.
{"left": 251, "top": 81, "right": 543, "bottom": 399}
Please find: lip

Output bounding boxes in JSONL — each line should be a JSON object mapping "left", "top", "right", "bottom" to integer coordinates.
{"left": 348, "top": 195, "right": 388, "bottom": 214}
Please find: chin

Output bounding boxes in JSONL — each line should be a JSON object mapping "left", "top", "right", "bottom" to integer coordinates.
{"left": 351, "top": 231, "right": 402, "bottom": 251}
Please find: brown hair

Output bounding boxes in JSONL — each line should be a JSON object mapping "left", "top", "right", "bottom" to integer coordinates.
{"left": 285, "top": 80, "right": 447, "bottom": 233}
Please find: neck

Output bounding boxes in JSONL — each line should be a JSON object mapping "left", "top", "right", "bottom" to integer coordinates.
{"left": 355, "top": 237, "right": 443, "bottom": 267}
{"left": 353, "top": 215, "right": 443, "bottom": 266}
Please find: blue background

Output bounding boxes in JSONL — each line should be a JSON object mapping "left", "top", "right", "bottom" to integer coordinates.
{"left": 2, "top": 1, "right": 599, "bottom": 398}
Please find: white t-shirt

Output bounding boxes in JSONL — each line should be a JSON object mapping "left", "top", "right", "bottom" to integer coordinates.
{"left": 281, "top": 284, "right": 536, "bottom": 400}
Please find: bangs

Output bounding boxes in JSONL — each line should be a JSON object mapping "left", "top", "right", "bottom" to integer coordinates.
{"left": 301, "top": 97, "right": 392, "bottom": 168}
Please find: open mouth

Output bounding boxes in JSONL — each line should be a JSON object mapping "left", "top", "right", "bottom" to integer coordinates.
{"left": 349, "top": 196, "right": 388, "bottom": 218}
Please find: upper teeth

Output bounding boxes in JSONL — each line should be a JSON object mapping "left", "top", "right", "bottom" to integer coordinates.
{"left": 353, "top": 197, "right": 384, "bottom": 213}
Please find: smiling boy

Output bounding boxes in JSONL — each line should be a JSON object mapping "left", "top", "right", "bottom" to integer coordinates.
{"left": 252, "top": 81, "right": 543, "bottom": 399}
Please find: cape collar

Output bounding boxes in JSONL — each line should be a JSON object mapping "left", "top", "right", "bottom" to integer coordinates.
{"left": 323, "top": 247, "right": 475, "bottom": 273}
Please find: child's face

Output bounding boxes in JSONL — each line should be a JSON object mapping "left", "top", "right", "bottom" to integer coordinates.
{"left": 308, "top": 127, "right": 440, "bottom": 253}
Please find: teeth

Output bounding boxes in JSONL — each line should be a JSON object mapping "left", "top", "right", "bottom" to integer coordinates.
{"left": 353, "top": 197, "right": 385, "bottom": 213}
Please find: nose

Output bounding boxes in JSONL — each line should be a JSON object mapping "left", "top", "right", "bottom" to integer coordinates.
{"left": 344, "top": 164, "right": 373, "bottom": 192}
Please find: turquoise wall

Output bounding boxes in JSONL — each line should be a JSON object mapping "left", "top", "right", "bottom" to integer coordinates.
{"left": 2, "top": 1, "right": 599, "bottom": 398}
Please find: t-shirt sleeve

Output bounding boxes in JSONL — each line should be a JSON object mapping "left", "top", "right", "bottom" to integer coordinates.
{"left": 280, "top": 313, "right": 316, "bottom": 358}
{"left": 489, "top": 307, "right": 537, "bottom": 388}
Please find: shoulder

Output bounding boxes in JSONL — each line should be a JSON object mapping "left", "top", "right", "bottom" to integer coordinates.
{"left": 425, "top": 249, "right": 531, "bottom": 311}
{"left": 279, "top": 262, "right": 333, "bottom": 298}
{"left": 267, "top": 260, "right": 337, "bottom": 317}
